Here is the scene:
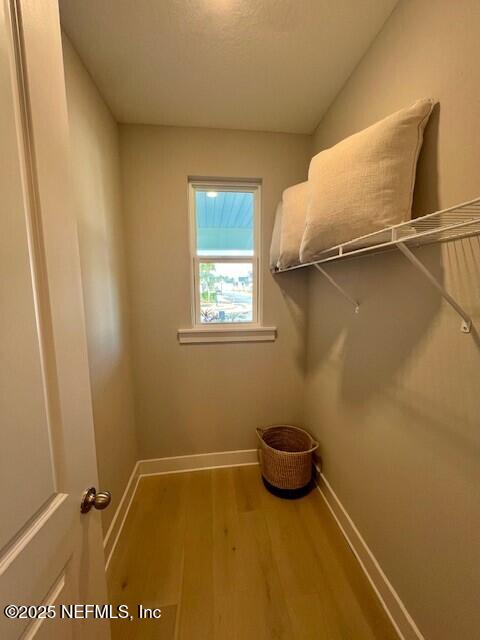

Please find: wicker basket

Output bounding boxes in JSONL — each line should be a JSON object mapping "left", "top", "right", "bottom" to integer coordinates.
{"left": 256, "top": 425, "right": 318, "bottom": 490}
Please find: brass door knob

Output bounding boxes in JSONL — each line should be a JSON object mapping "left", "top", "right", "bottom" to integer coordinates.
{"left": 81, "top": 487, "right": 112, "bottom": 514}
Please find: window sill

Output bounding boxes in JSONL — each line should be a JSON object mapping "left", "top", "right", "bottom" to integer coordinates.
{"left": 177, "top": 326, "right": 277, "bottom": 344}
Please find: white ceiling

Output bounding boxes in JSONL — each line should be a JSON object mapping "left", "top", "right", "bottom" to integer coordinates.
{"left": 60, "top": 0, "right": 398, "bottom": 134}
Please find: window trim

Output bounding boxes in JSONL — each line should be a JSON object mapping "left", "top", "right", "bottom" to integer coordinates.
{"left": 177, "top": 326, "right": 277, "bottom": 344}
{"left": 187, "top": 179, "right": 263, "bottom": 330}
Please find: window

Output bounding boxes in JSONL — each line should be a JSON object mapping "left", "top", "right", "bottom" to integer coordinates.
{"left": 188, "top": 180, "right": 261, "bottom": 327}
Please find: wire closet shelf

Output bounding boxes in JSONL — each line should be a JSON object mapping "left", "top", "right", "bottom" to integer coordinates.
{"left": 273, "top": 196, "right": 480, "bottom": 333}
{"left": 273, "top": 196, "right": 480, "bottom": 272}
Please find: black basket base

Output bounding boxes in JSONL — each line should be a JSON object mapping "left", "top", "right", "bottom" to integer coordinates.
{"left": 262, "top": 475, "right": 315, "bottom": 500}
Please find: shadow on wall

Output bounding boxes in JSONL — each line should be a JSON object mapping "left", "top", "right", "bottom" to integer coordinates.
{"left": 381, "top": 370, "right": 480, "bottom": 476}
{"left": 307, "top": 106, "right": 448, "bottom": 404}
{"left": 308, "top": 233, "right": 480, "bottom": 476}
{"left": 307, "top": 247, "right": 442, "bottom": 406}
{"left": 272, "top": 268, "right": 309, "bottom": 374}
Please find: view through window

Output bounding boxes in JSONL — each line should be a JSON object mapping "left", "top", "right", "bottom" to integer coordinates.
{"left": 190, "top": 183, "right": 259, "bottom": 325}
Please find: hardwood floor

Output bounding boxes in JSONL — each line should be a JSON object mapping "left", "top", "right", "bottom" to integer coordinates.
{"left": 107, "top": 465, "right": 398, "bottom": 639}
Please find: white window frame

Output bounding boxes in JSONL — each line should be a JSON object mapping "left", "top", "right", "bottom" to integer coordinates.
{"left": 188, "top": 179, "right": 262, "bottom": 329}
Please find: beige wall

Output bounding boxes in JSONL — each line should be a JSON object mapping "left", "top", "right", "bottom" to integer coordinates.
{"left": 62, "top": 3, "right": 480, "bottom": 632}
{"left": 120, "top": 125, "right": 310, "bottom": 458}
{"left": 63, "top": 36, "right": 138, "bottom": 532}
{"left": 306, "top": 1, "right": 480, "bottom": 638}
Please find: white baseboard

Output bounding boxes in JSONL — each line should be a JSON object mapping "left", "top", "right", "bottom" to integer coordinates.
{"left": 314, "top": 467, "right": 424, "bottom": 640}
{"left": 137, "top": 448, "right": 258, "bottom": 476}
{"left": 104, "top": 450, "right": 422, "bottom": 640}
{"left": 104, "top": 449, "right": 258, "bottom": 570}
{"left": 104, "top": 461, "right": 140, "bottom": 569}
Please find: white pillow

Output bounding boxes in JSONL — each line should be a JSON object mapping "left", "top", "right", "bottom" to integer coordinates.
{"left": 300, "top": 98, "right": 435, "bottom": 263}
{"left": 269, "top": 201, "right": 283, "bottom": 270}
{"left": 277, "top": 181, "right": 309, "bottom": 269}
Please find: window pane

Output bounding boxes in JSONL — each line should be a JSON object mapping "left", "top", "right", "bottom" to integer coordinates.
{"left": 195, "top": 190, "right": 254, "bottom": 256}
{"left": 198, "top": 262, "right": 253, "bottom": 323}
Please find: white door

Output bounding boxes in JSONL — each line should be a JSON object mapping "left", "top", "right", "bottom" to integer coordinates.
{"left": 0, "top": 1, "right": 110, "bottom": 638}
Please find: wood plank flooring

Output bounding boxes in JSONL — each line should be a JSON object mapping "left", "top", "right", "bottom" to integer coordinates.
{"left": 107, "top": 465, "right": 398, "bottom": 639}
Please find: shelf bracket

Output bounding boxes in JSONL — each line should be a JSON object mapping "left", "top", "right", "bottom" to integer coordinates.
{"left": 314, "top": 264, "right": 360, "bottom": 313}
{"left": 396, "top": 242, "right": 472, "bottom": 333}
